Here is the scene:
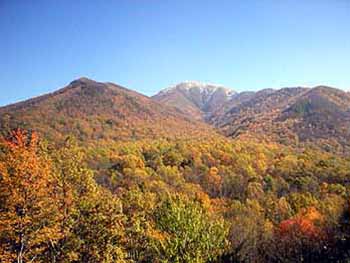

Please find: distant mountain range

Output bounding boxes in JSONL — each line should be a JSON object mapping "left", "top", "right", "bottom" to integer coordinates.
{"left": 154, "top": 82, "right": 350, "bottom": 152}
{"left": 212, "top": 86, "right": 350, "bottom": 150}
{"left": 1, "top": 78, "right": 350, "bottom": 152}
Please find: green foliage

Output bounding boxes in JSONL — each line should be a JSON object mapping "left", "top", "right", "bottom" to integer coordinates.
{"left": 151, "top": 194, "right": 228, "bottom": 263}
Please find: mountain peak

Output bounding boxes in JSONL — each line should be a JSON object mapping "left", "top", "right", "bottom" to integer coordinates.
{"left": 153, "top": 81, "right": 236, "bottom": 120}
{"left": 69, "top": 77, "right": 99, "bottom": 86}
{"left": 159, "top": 81, "right": 235, "bottom": 97}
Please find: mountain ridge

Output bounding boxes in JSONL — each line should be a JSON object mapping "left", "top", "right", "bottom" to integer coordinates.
{"left": 209, "top": 85, "right": 350, "bottom": 152}
{"left": 0, "top": 78, "right": 218, "bottom": 142}
{"left": 1, "top": 78, "right": 350, "bottom": 152}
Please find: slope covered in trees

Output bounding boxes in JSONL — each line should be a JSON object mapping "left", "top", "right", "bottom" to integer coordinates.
{"left": 0, "top": 78, "right": 218, "bottom": 143}
{"left": 155, "top": 83, "right": 350, "bottom": 152}
{"left": 1, "top": 78, "right": 350, "bottom": 262}
{"left": 1, "top": 130, "right": 350, "bottom": 262}
{"left": 209, "top": 86, "right": 350, "bottom": 153}
{"left": 2, "top": 79, "right": 350, "bottom": 153}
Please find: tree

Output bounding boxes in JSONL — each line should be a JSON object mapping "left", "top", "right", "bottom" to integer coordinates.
{"left": 72, "top": 188, "right": 126, "bottom": 262}
{"left": 0, "top": 130, "right": 61, "bottom": 262}
{"left": 274, "top": 207, "right": 325, "bottom": 262}
{"left": 151, "top": 194, "right": 228, "bottom": 263}
{"left": 120, "top": 187, "right": 158, "bottom": 262}
{"left": 51, "top": 137, "right": 127, "bottom": 262}
{"left": 202, "top": 166, "right": 222, "bottom": 197}
{"left": 225, "top": 199, "right": 273, "bottom": 263}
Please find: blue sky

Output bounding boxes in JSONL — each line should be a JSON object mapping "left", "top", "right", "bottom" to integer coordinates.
{"left": 1, "top": 0, "right": 350, "bottom": 106}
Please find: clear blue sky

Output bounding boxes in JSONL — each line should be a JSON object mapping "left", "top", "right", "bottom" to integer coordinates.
{"left": 1, "top": 0, "right": 350, "bottom": 106}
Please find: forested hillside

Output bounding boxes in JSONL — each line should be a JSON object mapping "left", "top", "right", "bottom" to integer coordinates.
{"left": 1, "top": 79, "right": 350, "bottom": 262}
{"left": 156, "top": 84, "right": 350, "bottom": 153}
{"left": 0, "top": 78, "right": 217, "bottom": 143}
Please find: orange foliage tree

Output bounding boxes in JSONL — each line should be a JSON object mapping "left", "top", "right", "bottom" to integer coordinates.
{"left": 0, "top": 130, "right": 61, "bottom": 262}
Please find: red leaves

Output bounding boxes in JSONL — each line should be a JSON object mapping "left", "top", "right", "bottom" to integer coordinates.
{"left": 278, "top": 207, "right": 323, "bottom": 239}
{"left": 3, "top": 129, "right": 38, "bottom": 150}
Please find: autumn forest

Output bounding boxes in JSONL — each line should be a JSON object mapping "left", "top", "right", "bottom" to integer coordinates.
{"left": 0, "top": 78, "right": 350, "bottom": 263}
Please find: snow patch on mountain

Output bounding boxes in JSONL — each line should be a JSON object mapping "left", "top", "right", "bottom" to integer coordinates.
{"left": 159, "top": 81, "right": 235, "bottom": 97}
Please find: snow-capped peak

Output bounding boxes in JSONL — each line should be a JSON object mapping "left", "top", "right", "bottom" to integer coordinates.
{"left": 158, "top": 81, "right": 235, "bottom": 98}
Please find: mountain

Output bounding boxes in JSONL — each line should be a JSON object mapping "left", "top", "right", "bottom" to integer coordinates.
{"left": 210, "top": 86, "right": 350, "bottom": 151}
{"left": 152, "top": 81, "right": 235, "bottom": 120}
{"left": 2, "top": 78, "right": 349, "bottom": 152}
{"left": 0, "top": 78, "right": 217, "bottom": 142}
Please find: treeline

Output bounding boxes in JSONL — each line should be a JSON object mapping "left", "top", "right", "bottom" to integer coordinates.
{"left": 1, "top": 130, "right": 350, "bottom": 262}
